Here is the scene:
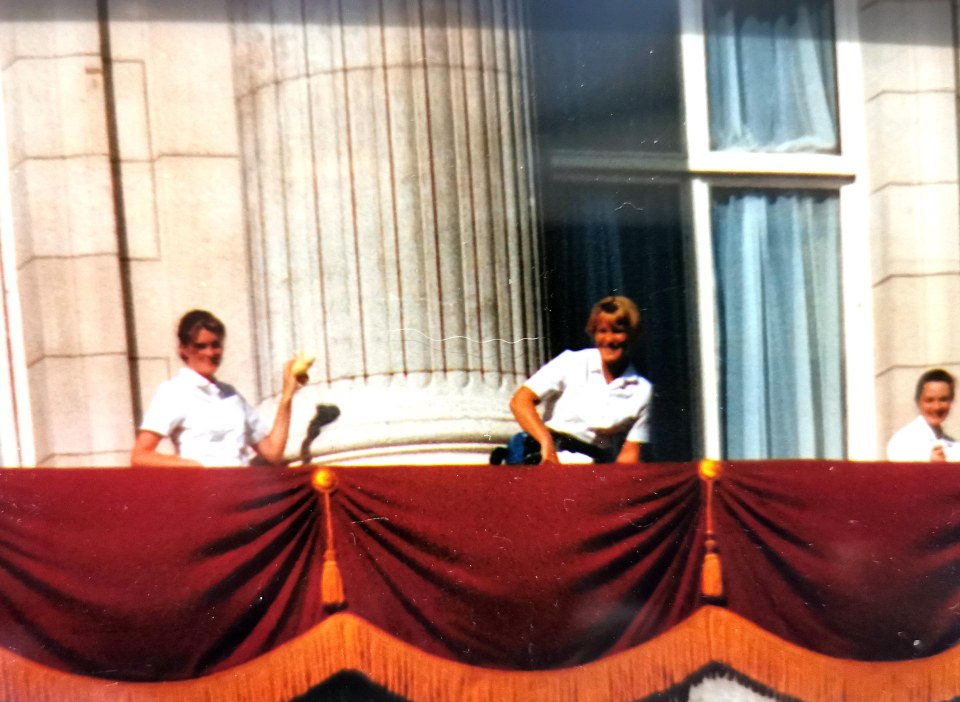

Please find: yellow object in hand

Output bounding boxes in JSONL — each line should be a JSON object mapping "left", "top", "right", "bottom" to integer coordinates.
{"left": 292, "top": 351, "right": 316, "bottom": 384}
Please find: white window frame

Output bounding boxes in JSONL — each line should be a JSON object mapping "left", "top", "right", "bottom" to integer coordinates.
{"left": 679, "top": 0, "right": 875, "bottom": 459}
{"left": 0, "top": 68, "right": 35, "bottom": 467}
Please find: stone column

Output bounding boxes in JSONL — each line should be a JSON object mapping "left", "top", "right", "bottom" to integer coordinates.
{"left": 231, "top": 0, "right": 541, "bottom": 464}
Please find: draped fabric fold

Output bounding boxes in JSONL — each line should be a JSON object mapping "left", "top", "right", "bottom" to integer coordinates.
{"left": 1, "top": 461, "right": 960, "bottom": 701}
{"left": 0, "top": 464, "right": 701, "bottom": 680}
{"left": 0, "top": 468, "right": 325, "bottom": 680}
{"left": 715, "top": 460, "right": 960, "bottom": 660}
{"left": 329, "top": 463, "right": 702, "bottom": 668}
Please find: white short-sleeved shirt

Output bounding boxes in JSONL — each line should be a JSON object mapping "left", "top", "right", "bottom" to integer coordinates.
{"left": 140, "top": 368, "right": 270, "bottom": 467}
{"left": 886, "top": 415, "right": 960, "bottom": 462}
{"left": 523, "top": 348, "right": 652, "bottom": 458}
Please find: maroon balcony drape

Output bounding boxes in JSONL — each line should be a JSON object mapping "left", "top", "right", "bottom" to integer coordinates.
{"left": 714, "top": 460, "right": 960, "bottom": 660}
{"left": 0, "top": 460, "right": 959, "bottom": 699}
{"left": 0, "top": 464, "right": 701, "bottom": 680}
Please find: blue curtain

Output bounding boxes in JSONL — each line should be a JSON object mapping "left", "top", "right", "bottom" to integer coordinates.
{"left": 542, "top": 185, "right": 693, "bottom": 461}
{"left": 705, "top": 0, "right": 838, "bottom": 152}
{"left": 713, "top": 190, "right": 843, "bottom": 458}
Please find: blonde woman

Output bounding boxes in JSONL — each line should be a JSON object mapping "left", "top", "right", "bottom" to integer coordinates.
{"left": 508, "top": 296, "right": 652, "bottom": 464}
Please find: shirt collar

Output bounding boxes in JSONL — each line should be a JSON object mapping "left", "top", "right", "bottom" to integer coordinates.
{"left": 177, "top": 367, "right": 222, "bottom": 394}
{"left": 586, "top": 348, "right": 639, "bottom": 385}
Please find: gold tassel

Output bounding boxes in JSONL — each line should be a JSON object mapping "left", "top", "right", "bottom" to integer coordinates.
{"left": 321, "top": 549, "right": 345, "bottom": 607}
{"left": 698, "top": 459, "right": 724, "bottom": 600}
{"left": 312, "top": 468, "right": 346, "bottom": 609}
{"left": 701, "top": 543, "right": 723, "bottom": 598}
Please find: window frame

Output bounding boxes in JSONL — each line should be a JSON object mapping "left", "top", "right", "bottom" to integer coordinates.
{"left": 530, "top": 0, "right": 875, "bottom": 459}
{"left": 681, "top": 0, "right": 874, "bottom": 459}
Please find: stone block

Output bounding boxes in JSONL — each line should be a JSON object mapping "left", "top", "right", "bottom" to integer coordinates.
{"left": 859, "top": 0, "right": 953, "bottom": 99}
{"left": 111, "top": 60, "right": 151, "bottom": 161}
{"left": 4, "top": 56, "right": 109, "bottom": 160}
{"left": 19, "top": 254, "right": 128, "bottom": 359}
{"left": 870, "top": 183, "right": 960, "bottom": 282}
{"left": 873, "top": 273, "right": 960, "bottom": 372}
{"left": 29, "top": 354, "right": 134, "bottom": 463}
{"left": 0, "top": 22, "right": 14, "bottom": 69}
{"left": 84, "top": 353, "right": 135, "bottom": 454}
{"left": 16, "top": 259, "right": 44, "bottom": 366}
{"left": 13, "top": 157, "right": 116, "bottom": 260}
{"left": 128, "top": 259, "right": 172, "bottom": 358}
{"left": 119, "top": 160, "right": 159, "bottom": 259}
{"left": 107, "top": 2, "right": 150, "bottom": 62}
{"left": 865, "top": 92, "right": 958, "bottom": 187}
{"left": 8, "top": 0, "right": 100, "bottom": 58}
{"left": 143, "top": 8, "right": 239, "bottom": 156}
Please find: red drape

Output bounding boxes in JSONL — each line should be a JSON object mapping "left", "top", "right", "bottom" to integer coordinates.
{"left": 330, "top": 463, "right": 702, "bottom": 668}
{"left": 714, "top": 460, "right": 960, "bottom": 661}
{"left": 0, "top": 464, "right": 701, "bottom": 680}
{"left": 0, "top": 468, "right": 324, "bottom": 680}
{"left": 0, "top": 460, "right": 959, "bottom": 688}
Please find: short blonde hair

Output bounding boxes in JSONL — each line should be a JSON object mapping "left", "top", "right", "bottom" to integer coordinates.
{"left": 585, "top": 296, "right": 642, "bottom": 340}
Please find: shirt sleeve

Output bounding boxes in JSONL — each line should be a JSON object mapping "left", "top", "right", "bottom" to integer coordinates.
{"left": 522, "top": 350, "right": 574, "bottom": 400}
{"left": 139, "top": 382, "right": 183, "bottom": 438}
{"left": 625, "top": 383, "right": 652, "bottom": 444}
{"left": 243, "top": 396, "right": 271, "bottom": 447}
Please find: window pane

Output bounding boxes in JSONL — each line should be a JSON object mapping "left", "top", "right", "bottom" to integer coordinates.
{"left": 530, "top": 0, "right": 681, "bottom": 154}
{"left": 541, "top": 184, "right": 693, "bottom": 461}
{"left": 705, "top": 0, "right": 839, "bottom": 153}
{"left": 712, "top": 189, "right": 843, "bottom": 459}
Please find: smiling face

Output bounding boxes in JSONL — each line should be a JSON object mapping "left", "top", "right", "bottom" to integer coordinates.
{"left": 593, "top": 314, "right": 630, "bottom": 372}
{"left": 180, "top": 327, "right": 224, "bottom": 381}
{"left": 918, "top": 380, "right": 954, "bottom": 430}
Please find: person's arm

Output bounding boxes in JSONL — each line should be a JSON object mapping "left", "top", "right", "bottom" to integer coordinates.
{"left": 615, "top": 440, "right": 641, "bottom": 464}
{"left": 254, "top": 358, "right": 301, "bottom": 465}
{"left": 130, "top": 430, "right": 202, "bottom": 468}
{"left": 509, "top": 385, "right": 560, "bottom": 464}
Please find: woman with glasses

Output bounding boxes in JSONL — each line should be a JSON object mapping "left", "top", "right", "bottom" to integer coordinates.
{"left": 131, "top": 309, "right": 302, "bottom": 467}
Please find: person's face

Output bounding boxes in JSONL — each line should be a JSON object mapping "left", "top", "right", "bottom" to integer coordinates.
{"left": 593, "top": 315, "right": 630, "bottom": 369}
{"left": 180, "top": 327, "right": 224, "bottom": 380}
{"left": 918, "top": 380, "right": 954, "bottom": 429}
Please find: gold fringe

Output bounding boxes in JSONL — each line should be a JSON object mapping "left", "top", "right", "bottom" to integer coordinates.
{"left": 4, "top": 608, "right": 960, "bottom": 702}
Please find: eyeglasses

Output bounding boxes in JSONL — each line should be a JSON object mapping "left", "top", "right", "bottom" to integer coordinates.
{"left": 190, "top": 341, "right": 223, "bottom": 351}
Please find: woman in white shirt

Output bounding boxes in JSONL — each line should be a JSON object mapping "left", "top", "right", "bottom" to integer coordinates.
{"left": 131, "top": 309, "right": 302, "bottom": 468}
{"left": 886, "top": 368, "right": 957, "bottom": 462}
{"left": 508, "top": 296, "right": 651, "bottom": 464}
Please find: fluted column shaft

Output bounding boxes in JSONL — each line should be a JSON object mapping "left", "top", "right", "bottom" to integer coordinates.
{"left": 231, "top": 0, "right": 540, "bottom": 463}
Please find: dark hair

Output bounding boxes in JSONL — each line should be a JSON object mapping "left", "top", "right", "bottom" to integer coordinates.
{"left": 177, "top": 309, "right": 225, "bottom": 347}
{"left": 915, "top": 368, "right": 955, "bottom": 402}
{"left": 584, "top": 296, "right": 642, "bottom": 340}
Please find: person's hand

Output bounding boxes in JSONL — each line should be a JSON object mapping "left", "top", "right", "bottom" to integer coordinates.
{"left": 931, "top": 442, "right": 947, "bottom": 462}
{"left": 280, "top": 358, "right": 303, "bottom": 399}
{"left": 281, "top": 351, "right": 315, "bottom": 397}
{"left": 539, "top": 439, "right": 560, "bottom": 465}
{"left": 291, "top": 351, "right": 315, "bottom": 384}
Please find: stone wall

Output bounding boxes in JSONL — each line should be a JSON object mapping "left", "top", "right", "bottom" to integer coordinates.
{"left": 861, "top": 0, "right": 960, "bottom": 453}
